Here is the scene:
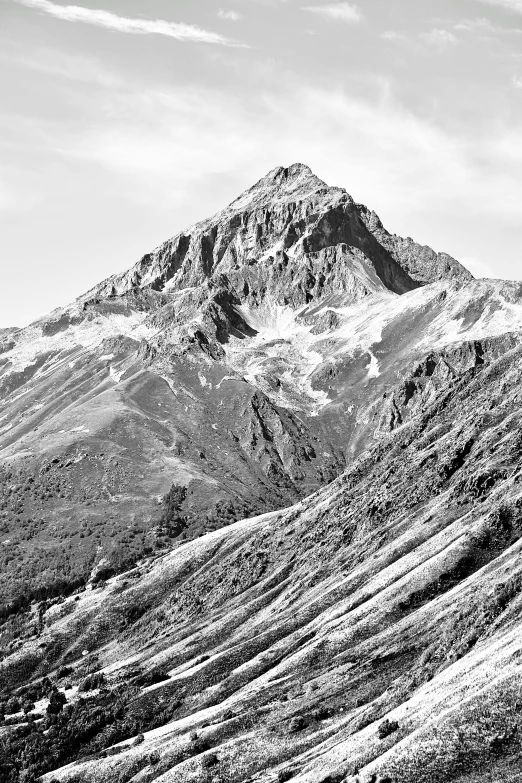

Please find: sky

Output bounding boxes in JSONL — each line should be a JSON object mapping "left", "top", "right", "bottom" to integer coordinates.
{"left": 1, "top": 0, "right": 522, "bottom": 327}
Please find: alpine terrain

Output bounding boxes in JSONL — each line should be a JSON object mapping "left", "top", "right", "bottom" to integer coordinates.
{"left": 2, "top": 163, "right": 522, "bottom": 783}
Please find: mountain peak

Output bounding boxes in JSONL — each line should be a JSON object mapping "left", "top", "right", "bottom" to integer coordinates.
{"left": 226, "top": 162, "right": 332, "bottom": 212}
{"left": 264, "top": 162, "right": 317, "bottom": 182}
{"left": 86, "top": 164, "right": 472, "bottom": 306}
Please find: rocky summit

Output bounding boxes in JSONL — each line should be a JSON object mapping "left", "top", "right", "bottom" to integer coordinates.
{"left": 1, "top": 165, "right": 522, "bottom": 783}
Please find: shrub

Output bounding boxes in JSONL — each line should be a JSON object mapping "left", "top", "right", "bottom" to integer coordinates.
{"left": 313, "top": 705, "right": 335, "bottom": 720}
{"left": 6, "top": 697, "right": 21, "bottom": 714}
{"left": 201, "top": 753, "right": 219, "bottom": 769}
{"left": 135, "top": 670, "right": 170, "bottom": 688}
{"left": 159, "top": 485, "right": 187, "bottom": 538}
{"left": 106, "top": 746, "right": 129, "bottom": 757}
{"left": 192, "top": 738, "right": 211, "bottom": 754}
{"left": 288, "top": 715, "right": 307, "bottom": 733}
{"left": 46, "top": 690, "right": 66, "bottom": 715}
{"left": 92, "top": 566, "right": 116, "bottom": 585}
{"left": 378, "top": 719, "right": 399, "bottom": 740}
{"left": 318, "top": 774, "right": 345, "bottom": 783}
{"left": 78, "top": 672, "right": 105, "bottom": 693}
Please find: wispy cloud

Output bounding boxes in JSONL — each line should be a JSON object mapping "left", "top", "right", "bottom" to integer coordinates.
{"left": 421, "top": 28, "right": 458, "bottom": 46}
{"left": 381, "top": 30, "right": 407, "bottom": 42}
{"left": 28, "top": 74, "right": 522, "bottom": 225}
{"left": 472, "top": 0, "right": 522, "bottom": 13}
{"left": 454, "top": 17, "right": 497, "bottom": 32}
{"left": 303, "top": 2, "right": 362, "bottom": 24}
{"left": 454, "top": 15, "right": 522, "bottom": 34}
{"left": 512, "top": 74, "right": 522, "bottom": 86}
{"left": 218, "top": 9, "right": 242, "bottom": 21}
{"left": 3, "top": 47, "right": 121, "bottom": 87}
{"left": 14, "top": 0, "right": 243, "bottom": 46}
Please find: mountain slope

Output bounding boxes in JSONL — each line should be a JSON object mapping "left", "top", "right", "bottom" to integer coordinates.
{"left": 0, "top": 164, "right": 476, "bottom": 608}
{"left": 3, "top": 327, "right": 522, "bottom": 783}
{"left": 1, "top": 164, "right": 522, "bottom": 783}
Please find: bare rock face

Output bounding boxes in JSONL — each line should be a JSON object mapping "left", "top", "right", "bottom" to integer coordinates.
{"left": 1, "top": 164, "right": 522, "bottom": 783}
{"left": 89, "top": 163, "right": 471, "bottom": 307}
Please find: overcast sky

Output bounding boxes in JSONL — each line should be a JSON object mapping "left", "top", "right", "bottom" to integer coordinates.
{"left": 1, "top": 0, "right": 522, "bottom": 327}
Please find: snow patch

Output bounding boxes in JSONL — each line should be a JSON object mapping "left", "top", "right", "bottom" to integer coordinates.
{"left": 227, "top": 302, "right": 331, "bottom": 415}
{"left": 215, "top": 375, "right": 237, "bottom": 389}
{"left": 198, "top": 372, "right": 212, "bottom": 389}
{"left": 3, "top": 312, "right": 156, "bottom": 376}
{"left": 109, "top": 365, "right": 124, "bottom": 383}
{"left": 367, "top": 349, "right": 380, "bottom": 378}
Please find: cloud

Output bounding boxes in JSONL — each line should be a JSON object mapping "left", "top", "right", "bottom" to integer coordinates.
{"left": 454, "top": 15, "right": 522, "bottom": 34}
{"left": 14, "top": 0, "right": 243, "bottom": 46}
{"left": 28, "top": 74, "right": 521, "bottom": 227}
{"left": 472, "top": 0, "right": 522, "bottom": 14}
{"left": 512, "top": 74, "right": 522, "bottom": 87}
{"left": 382, "top": 28, "right": 459, "bottom": 47}
{"left": 2, "top": 48, "right": 121, "bottom": 87}
{"left": 454, "top": 17, "right": 497, "bottom": 32}
{"left": 303, "top": 3, "right": 362, "bottom": 24}
{"left": 381, "top": 30, "right": 407, "bottom": 42}
{"left": 218, "top": 9, "right": 242, "bottom": 21}
{"left": 421, "top": 28, "right": 458, "bottom": 45}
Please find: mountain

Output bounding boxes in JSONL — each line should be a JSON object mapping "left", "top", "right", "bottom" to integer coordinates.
{"left": 87, "top": 163, "right": 469, "bottom": 303}
{"left": 0, "top": 164, "right": 475, "bottom": 605}
{"left": 1, "top": 165, "right": 522, "bottom": 783}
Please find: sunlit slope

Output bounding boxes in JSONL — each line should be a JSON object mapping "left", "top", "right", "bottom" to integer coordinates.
{"left": 3, "top": 337, "right": 522, "bottom": 783}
